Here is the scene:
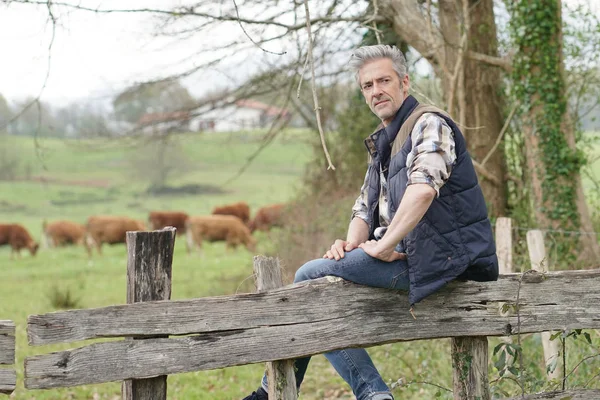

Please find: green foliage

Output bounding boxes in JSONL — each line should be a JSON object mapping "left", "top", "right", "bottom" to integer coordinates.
{"left": 47, "top": 284, "right": 82, "bottom": 309}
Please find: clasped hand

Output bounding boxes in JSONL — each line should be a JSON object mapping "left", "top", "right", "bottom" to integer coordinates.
{"left": 323, "top": 239, "right": 406, "bottom": 262}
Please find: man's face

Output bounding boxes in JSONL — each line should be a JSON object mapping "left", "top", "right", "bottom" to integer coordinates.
{"left": 358, "top": 58, "right": 410, "bottom": 126}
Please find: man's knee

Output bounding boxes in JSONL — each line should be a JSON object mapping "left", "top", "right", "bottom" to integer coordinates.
{"left": 294, "top": 258, "right": 328, "bottom": 283}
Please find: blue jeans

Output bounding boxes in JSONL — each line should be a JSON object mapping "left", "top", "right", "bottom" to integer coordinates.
{"left": 261, "top": 248, "right": 409, "bottom": 400}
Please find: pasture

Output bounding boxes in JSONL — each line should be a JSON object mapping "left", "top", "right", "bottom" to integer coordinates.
{"left": 0, "top": 130, "right": 599, "bottom": 399}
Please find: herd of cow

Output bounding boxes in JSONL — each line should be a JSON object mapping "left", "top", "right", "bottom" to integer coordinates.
{"left": 0, "top": 202, "right": 285, "bottom": 259}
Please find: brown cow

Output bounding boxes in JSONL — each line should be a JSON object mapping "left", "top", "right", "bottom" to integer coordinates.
{"left": 43, "top": 220, "right": 86, "bottom": 247}
{"left": 185, "top": 215, "right": 256, "bottom": 254}
{"left": 249, "top": 203, "right": 285, "bottom": 232}
{"left": 211, "top": 202, "right": 251, "bottom": 225}
{"left": 85, "top": 216, "right": 146, "bottom": 256}
{"left": 0, "top": 224, "right": 39, "bottom": 258}
{"left": 148, "top": 211, "right": 189, "bottom": 235}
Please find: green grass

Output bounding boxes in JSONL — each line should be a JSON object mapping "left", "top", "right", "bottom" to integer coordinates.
{"left": 0, "top": 131, "right": 599, "bottom": 399}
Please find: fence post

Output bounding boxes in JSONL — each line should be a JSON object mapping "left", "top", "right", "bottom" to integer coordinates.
{"left": 451, "top": 337, "right": 490, "bottom": 400}
{"left": 495, "top": 217, "right": 516, "bottom": 374}
{"left": 526, "top": 230, "right": 562, "bottom": 381}
{"left": 496, "top": 217, "right": 513, "bottom": 274}
{"left": 0, "top": 320, "right": 16, "bottom": 395}
{"left": 253, "top": 256, "right": 297, "bottom": 400}
{"left": 122, "top": 227, "right": 176, "bottom": 400}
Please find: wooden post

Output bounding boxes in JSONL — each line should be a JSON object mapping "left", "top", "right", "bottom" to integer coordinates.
{"left": 122, "top": 227, "right": 176, "bottom": 400}
{"left": 495, "top": 217, "right": 516, "bottom": 374}
{"left": 526, "top": 230, "right": 562, "bottom": 380}
{"left": 253, "top": 256, "right": 297, "bottom": 400}
{"left": 496, "top": 217, "right": 513, "bottom": 274}
{"left": 452, "top": 337, "right": 490, "bottom": 400}
{"left": 0, "top": 320, "right": 16, "bottom": 395}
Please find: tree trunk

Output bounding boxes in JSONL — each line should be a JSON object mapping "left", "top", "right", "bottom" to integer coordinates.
{"left": 556, "top": 0, "right": 600, "bottom": 264}
{"left": 439, "top": 0, "right": 507, "bottom": 216}
{"left": 510, "top": 0, "right": 600, "bottom": 265}
{"left": 387, "top": 0, "right": 507, "bottom": 216}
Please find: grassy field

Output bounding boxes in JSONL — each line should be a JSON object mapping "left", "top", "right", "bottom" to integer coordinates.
{"left": 0, "top": 131, "right": 599, "bottom": 400}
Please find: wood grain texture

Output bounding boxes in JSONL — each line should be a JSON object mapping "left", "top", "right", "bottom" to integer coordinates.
{"left": 504, "top": 390, "right": 600, "bottom": 399}
{"left": 24, "top": 270, "right": 600, "bottom": 389}
{"left": 28, "top": 270, "right": 600, "bottom": 346}
{"left": 122, "top": 228, "right": 175, "bottom": 400}
{"left": 253, "top": 256, "right": 297, "bottom": 400}
{"left": 0, "top": 369, "right": 16, "bottom": 395}
{"left": 496, "top": 217, "right": 513, "bottom": 274}
{"left": 451, "top": 337, "right": 489, "bottom": 400}
{"left": 526, "top": 230, "right": 562, "bottom": 381}
{"left": 0, "top": 321, "right": 15, "bottom": 365}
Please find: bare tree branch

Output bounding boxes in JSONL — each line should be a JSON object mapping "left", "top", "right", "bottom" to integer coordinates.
{"left": 8, "top": 0, "right": 378, "bottom": 31}
{"left": 231, "top": 0, "right": 286, "bottom": 55}
{"left": 304, "top": 0, "right": 335, "bottom": 170}
{"left": 481, "top": 102, "right": 519, "bottom": 167}
{"left": 467, "top": 50, "right": 512, "bottom": 72}
{"left": 472, "top": 159, "right": 501, "bottom": 186}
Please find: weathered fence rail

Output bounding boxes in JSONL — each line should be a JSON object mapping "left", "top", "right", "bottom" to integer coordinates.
{"left": 505, "top": 391, "right": 600, "bottom": 400}
{"left": 0, "top": 320, "right": 16, "bottom": 395}
{"left": 24, "top": 270, "right": 600, "bottom": 394}
{"left": 19, "top": 223, "right": 600, "bottom": 400}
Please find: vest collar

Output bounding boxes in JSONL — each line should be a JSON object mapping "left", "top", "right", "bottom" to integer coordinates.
{"left": 364, "top": 95, "right": 419, "bottom": 164}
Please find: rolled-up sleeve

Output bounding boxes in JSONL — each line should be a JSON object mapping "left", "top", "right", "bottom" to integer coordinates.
{"left": 351, "top": 169, "right": 370, "bottom": 224}
{"left": 406, "top": 113, "right": 456, "bottom": 196}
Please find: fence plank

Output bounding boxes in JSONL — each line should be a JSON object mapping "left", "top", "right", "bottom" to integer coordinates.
{"left": 526, "top": 230, "right": 562, "bottom": 381}
{"left": 504, "top": 390, "right": 600, "bottom": 399}
{"left": 24, "top": 271, "right": 600, "bottom": 390}
{"left": 0, "top": 369, "right": 16, "bottom": 395}
{"left": 254, "top": 256, "right": 296, "bottom": 400}
{"left": 0, "top": 321, "right": 15, "bottom": 365}
{"left": 122, "top": 228, "right": 175, "bottom": 400}
{"left": 27, "top": 270, "right": 600, "bottom": 345}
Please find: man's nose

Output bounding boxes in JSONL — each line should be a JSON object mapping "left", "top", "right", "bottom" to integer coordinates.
{"left": 372, "top": 82, "right": 383, "bottom": 96}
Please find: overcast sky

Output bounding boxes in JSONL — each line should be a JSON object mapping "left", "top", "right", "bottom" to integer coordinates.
{"left": 0, "top": 0, "right": 247, "bottom": 107}
{"left": 1, "top": 0, "right": 598, "bottom": 108}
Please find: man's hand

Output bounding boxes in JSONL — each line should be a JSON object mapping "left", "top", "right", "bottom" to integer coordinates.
{"left": 359, "top": 240, "right": 407, "bottom": 262}
{"left": 323, "top": 239, "right": 359, "bottom": 260}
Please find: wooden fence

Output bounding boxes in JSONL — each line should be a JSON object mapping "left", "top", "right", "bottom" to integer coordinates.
{"left": 0, "top": 320, "right": 16, "bottom": 395}
{"left": 20, "top": 223, "right": 600, "bottom": 400}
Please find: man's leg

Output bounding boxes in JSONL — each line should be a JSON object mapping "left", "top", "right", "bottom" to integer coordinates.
{"left": 258, "top": 249, "right": 408, "bottom": 400}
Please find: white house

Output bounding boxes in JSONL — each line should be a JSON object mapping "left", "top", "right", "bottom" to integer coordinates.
{"left": 189, "top": 99, "right": 290, "bottom": 132}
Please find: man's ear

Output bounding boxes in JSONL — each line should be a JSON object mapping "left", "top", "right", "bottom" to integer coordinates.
{"left": 402, "top": 74, "right": 410, "bottom": 95}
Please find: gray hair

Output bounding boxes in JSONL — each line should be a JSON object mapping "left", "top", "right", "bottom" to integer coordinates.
{"left": 348, "top": 45, "right": 408, "bottom": 86}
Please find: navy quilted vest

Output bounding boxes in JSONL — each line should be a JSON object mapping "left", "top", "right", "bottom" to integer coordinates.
{"left": 364, "top": 96, "right": 498, "bottom": 305}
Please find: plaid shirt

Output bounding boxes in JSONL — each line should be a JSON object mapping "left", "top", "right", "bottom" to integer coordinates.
{"left": 352, "top": 112, "right": 456, "bottom": 239}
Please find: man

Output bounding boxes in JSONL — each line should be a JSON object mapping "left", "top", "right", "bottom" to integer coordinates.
{"left": 243, "top": 44, "right": 498, "bottom": 400}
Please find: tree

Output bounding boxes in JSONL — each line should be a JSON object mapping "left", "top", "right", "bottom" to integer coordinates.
{"left": 113, "top": 79, "right": 196, "bottom": 125}
{"left": 0, "top": 94, "right": 12, "bottom": 132}
{"left": 384, "top": 0, "right": 508, "bottom": 216}
{"left": 508, "top": 0, "right": 600, "bottom": 264}
{"left": 10, "top": 97, "right": 58, "bottom": 137}
{"left": 53, "top": 102, "right": 112, "bottom": 138}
